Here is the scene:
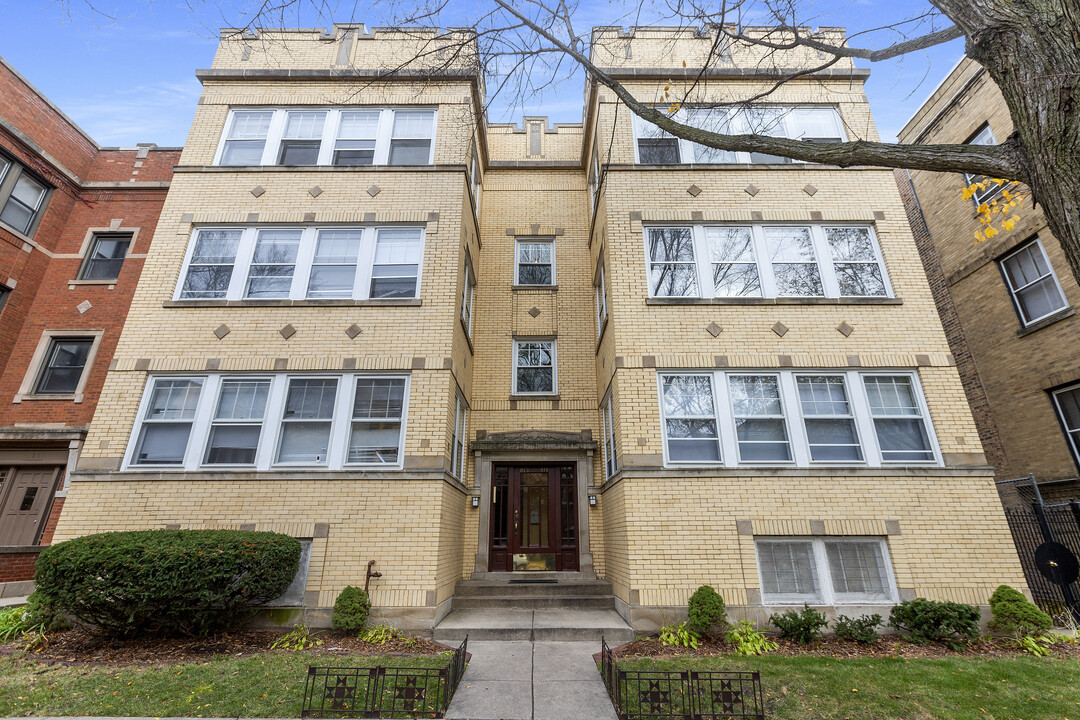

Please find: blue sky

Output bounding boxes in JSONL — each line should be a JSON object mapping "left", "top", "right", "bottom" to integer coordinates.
{"left": 0, "top": 0, "right": 965, "bottom": 147}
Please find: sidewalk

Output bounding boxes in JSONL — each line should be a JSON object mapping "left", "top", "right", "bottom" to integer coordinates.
{"left": 446, "top": 640, "right": 617, "bottom": 720}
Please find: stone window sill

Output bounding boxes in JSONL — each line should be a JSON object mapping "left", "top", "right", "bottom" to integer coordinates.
{"left": 68, "top": 279, "right": 118, "bottom": 286}
{"left": 1017, "top": 307, "right": 1075, "bottom": 337}
{"left": 645, "top": 296, "right": 903, "bottom": 306}
{"left": 162, "top": 299, "right": 422, "bottom": 308}
{"left": 513, "top": 285, "right": 557, "bottom": 292}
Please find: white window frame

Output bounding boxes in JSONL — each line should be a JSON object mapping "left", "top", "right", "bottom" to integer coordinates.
{"left": 514, "top": 237, "right": 556, "bottom": 286}
{"left": 643, "top": 223, "right": 892, "bottom": 300}
{"left": 460, "top": 252, "right": 476, "bottom": 337}
{"left": 601, "top": 390, "right": 617, "bottom": 478}
{"left": 595, "top": 260, "right": 609, "bottom": 335}
{"left": 633, "top": 105, "right": 846, "bottom": 165}
{"left": 512, "top": 339, "right": 557, "bottom": 396}
{"left": 213, "top": 107, "right": 437, "bottom": 167}
{"left": 469, "top": 144, "right": 482, "bottom": 216}
{"left": 963, "top": 124, "right": 1007, "bottom": 207}
{"left": 656, "top": 369, "right": 940, "bottom": 468}
{"left": 755, "top": 536, "right": 899, "bottom": 605}
{"left": 999, "top": 238, "right": 1069, "bottom": 326}
{"left": 450, "top": 390, "right": 467, "bottom": 480}
{"left": 1052, "top": 383, "right": 1080, "bottom": 468}
{"left": 173, "top": 225, "right": 425, "bottom": 302}
{"left": 123, "top": 373, "right": 410, "bottom": 471}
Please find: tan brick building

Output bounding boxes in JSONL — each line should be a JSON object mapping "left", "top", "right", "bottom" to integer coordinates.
{"left": 0, "top": 57, "right": 177, "bottom": 595}
{"left": 53, "top": 26, "right": 1026, "bottom": 632}
{"left": 898, "top": 57, "right": 1080, "bottom": 506}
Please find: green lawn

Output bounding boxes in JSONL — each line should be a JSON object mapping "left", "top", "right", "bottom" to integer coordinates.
{"left": 616, "top": 654, "right": 1080, "bottom": 720}
{"left": 0, "top": 651, "right": 451, "bottom": 718}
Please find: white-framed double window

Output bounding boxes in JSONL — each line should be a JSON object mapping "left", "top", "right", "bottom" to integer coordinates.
{"left": 658, "top": 370, "right": 938, "bottom": 467}
{"left": 755, "top": 537, "right": 898, "bottom": 604}
{"left": 450, "top": 390, "right": 467, "bottom": 479}
{"left": 125, "top": 373, "right": 409, "bottom": 470}
{"left": 644, "top": 224, "right": 891, "bottom": 299}
{"left": 513, "top": 340, "right": 557, "bottom": 395}
{"left": 215, "top": 107, "right": 437, "bottom": 167}
{"left": 634, "top": 105, "right": 845, "bottom": 165}
{"left": 175, "top": 225, "right": 424, "bottom": 301}
{"left": 515, "top": 238, "right": 555, "bottom": 286}
{"left": 999, "top": 239, "right": 1069, "bottom": 326}
{"left": 601, "top": 391, "right": 617, "bottom": 478}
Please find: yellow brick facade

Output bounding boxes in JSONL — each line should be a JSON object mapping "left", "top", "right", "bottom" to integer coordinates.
{"left": 54, "top": 25, "right": 1026, "bottom": 630}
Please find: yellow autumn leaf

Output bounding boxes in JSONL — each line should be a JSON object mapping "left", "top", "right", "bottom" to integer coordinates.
{"left": 1003, "top": 219, "right": 1015, "bottom": 231}
{"left": 975, "top": 230, "right": 984, "bottom": 242}
{"left": 985, "top": 226, "right": 998, "bottom": 238}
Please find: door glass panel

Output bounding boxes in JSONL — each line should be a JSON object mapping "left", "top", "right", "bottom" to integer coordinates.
{"left": 519, "top": 470, "right": 549, "bottom": 549}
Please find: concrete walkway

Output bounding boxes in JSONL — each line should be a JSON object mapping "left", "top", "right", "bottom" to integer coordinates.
{"left": 447, "top": 640, "right": 617, "bottom": 720}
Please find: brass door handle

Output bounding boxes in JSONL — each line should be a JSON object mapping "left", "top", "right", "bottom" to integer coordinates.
{"left": 514, "top": 508, "right": 519, "bottom": 532}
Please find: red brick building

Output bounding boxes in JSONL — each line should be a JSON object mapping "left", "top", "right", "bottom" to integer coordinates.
{"left": 0, "top": 57, "right": 178, "bottom": 595}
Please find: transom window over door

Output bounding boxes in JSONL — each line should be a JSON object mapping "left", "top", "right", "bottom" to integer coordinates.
{"left": 1000, "top": 239, "right": 1068, "bottom": 325}
{"left": 645, "top": 224, "right": 890, "bottom": 299}
{"left": 176, "top": 226, "right": 424, "bottom": 302}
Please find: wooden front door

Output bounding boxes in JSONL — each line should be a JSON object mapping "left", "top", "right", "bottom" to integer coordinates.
{"left": 0, "top": 466, "right": 61, "bottom": 546}
{"left": 489, "top": 464, "right": 577, "bottom": 571}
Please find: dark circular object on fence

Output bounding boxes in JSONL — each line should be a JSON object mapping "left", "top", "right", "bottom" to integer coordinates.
{"left": 1034, "top": 541, "right": 1080, "bottom": 586}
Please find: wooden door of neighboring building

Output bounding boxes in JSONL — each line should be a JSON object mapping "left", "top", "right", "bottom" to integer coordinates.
{"left": 488, "top": 464, "right": 577, "bottom": 571}
{"left": 0, "top": 466, "right": 60, "bottom": 546}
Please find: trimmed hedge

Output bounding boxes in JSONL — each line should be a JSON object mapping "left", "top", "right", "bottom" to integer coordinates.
{"left": 35, "top": 529, "right": 301, "bottom": 637}
{"left": 988, "top": 585, "right": 1052, "bottom": 636}
{"left": 889, "top": 598, "right": 980, "bottom": 650}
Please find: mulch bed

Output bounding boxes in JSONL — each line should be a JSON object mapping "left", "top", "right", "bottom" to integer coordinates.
{"left": 0, "top": 627, "right": 450, "bottom": 666}
{"left": 611, "top": 634, "right": 1080, "bottom": 660}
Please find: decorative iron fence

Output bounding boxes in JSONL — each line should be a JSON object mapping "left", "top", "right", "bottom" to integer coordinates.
{"left": 600, "top": 637, "right": 765, "bottom": 720}
{"left": 1005, "top": 505, "right": 1080, "bottom": 619}
{"left": 301, "top": 636, "right": 468, "bottom": 719}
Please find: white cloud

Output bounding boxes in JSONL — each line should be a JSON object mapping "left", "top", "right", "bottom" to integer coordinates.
{"left": 63, "top": 78, "right": 202, "bottom": 146}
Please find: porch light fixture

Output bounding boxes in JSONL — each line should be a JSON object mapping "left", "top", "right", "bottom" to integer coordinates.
{"left": 589, "top": 495, "right": 597, "bottom": 506}
{"left": 471, "top": 496, "right": 480, "bottom": 508}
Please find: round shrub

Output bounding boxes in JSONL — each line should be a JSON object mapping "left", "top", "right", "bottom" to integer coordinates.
{"left": 988, "top": 585, "right": 1052, "bottom": 636}
{"left": 833, "top": 613, "right": 882, "bottom": 644}
{"left": 888, "top": 598, "right": 980, "bottom": 650}
{"left": 34, "top": 529, "right": 300, "bottom": 637}
{"left": 687, "top": 585, "right": 728, "bottom": 638}
{"left": 770, "top": 604, "right": 829, "bottom": 644}
{"left": 332, "top": 586, "right": 371, "bottom": 632}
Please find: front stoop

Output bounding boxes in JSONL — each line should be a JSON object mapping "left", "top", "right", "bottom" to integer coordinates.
{"left": 434, "top": 577, "right": 634, "bottom": 642}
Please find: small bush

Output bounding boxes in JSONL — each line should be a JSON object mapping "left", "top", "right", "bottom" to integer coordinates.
{"left": 34, "top": 529, "right": 301, "bottom": 637}
{"left": 658, "top": 621, "right": 700, "bottom": 649}
{"left": 988, "top": 585, "right": 1052, "bottom": 637}
{"left": 0, "top": 606, "right": 31, "bottom": 642}
{"left": 332, "top": 586, "right": 371, "bottom": 632}
{"left": 725, "top": 620, "right": 778, "bottom": 656}
{"left": 770, "top": 604, "right": 828, "bottom": 644}
{"left": 360, "top": 624, "right": 403, "bottom": 645}
{"left": 834, "top": 613, "right": 882, "bottom": 644}
{"left": 889, "top": 598, "right": 980, "bottom": 650}
{"left": 687, "top": 585, "right": 728, "bottom": 638}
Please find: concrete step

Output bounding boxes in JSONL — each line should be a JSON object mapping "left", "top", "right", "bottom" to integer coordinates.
{"left": 454, "top": 579, "right": 614, "bottom": 598}
{"left": 453, "top": 594, "right": 615, "bottom": 610}
{"left": 433, "top": 608, "right": 634, "bottom": 643}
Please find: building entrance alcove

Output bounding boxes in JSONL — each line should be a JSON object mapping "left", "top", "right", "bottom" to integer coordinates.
{"left": 470, "top": 430, "right": 596, "bottom": 578}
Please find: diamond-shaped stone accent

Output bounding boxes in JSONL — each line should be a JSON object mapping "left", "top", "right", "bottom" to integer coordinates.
{"left": 772, "top": 321, "right": 789, "bottom": 337}
{"left": 309, "top": 186, "right": 323, "bottom": 198}
{"left": 367, "top": 185, "right": 381, "bottom": 197}
{"left": 803, "top": 183, "right": 818, "bottom": 196}
{"left": 687, "top": 184, "right": 702, "bottom": 197}
{"left": 837, "top": 321, "right": 854, "bottom": 337}
{"left": 250, "top": 186, "right": 265, "bottom": 197}
{"left": 279, "top": 324, "right": 296, "bottom": 339}
{"left": 528, "top": 306, "right": 541, "bottom": 318}
{"left": 214, "top": 324, "right": 231, "bottom": 339}
{"left": 706, "top": 322, "right": 722, "bottom": 337}
{"left": 76, "top": 300, "right": 92, "bottom": 314}
{"left": 744, "top": 184, "right": 760, "bottom": 197}
{"left": 345, "top": 324, "right": 362, "bottom": 339}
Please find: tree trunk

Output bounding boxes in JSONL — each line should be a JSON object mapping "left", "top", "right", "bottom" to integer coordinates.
{"left": 942, "top": 0, "right": 1080, "bottom": 284}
